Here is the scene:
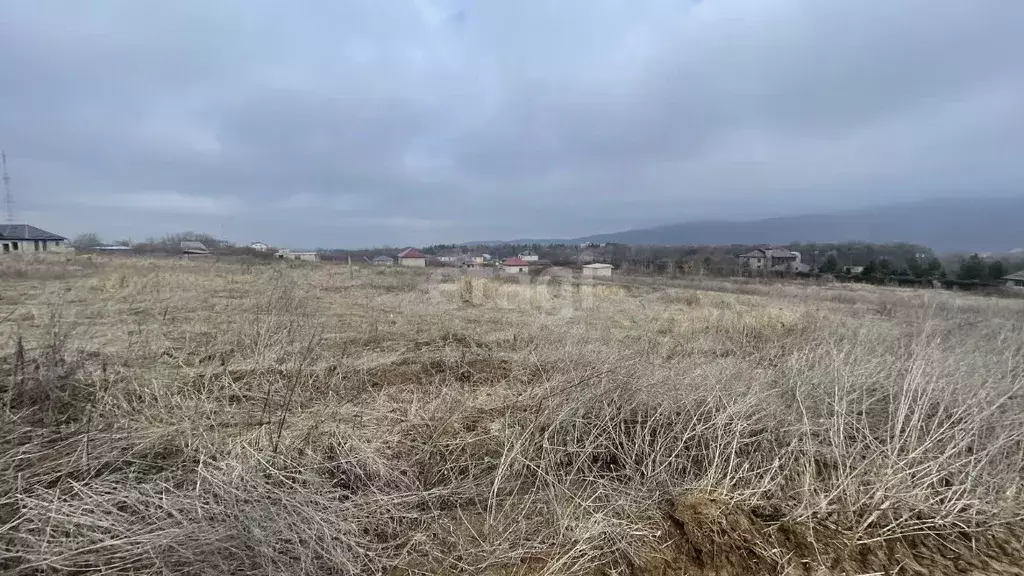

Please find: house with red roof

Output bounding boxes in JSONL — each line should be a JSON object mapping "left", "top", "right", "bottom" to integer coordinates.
{"left": 502, "top": 257, "right": 529, "bottom": 274}
{"left": 397, "top": 247, "right": 427, "bottom": 267}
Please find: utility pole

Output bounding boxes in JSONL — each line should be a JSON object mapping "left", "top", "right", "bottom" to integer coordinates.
{"left": 1, "top": 151, "right": 14, "bottom": 222}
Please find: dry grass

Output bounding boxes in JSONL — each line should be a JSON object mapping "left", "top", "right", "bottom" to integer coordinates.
{"left": 2, "top": 257, "right": 1024, "bottom": 575}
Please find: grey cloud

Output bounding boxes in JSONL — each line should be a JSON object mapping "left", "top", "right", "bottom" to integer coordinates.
{"left": 1, "top": 0, "right": 1022, "bottom": 247}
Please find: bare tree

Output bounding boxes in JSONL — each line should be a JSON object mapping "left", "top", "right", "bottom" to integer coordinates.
{"left": 71, "top": 232, "right": 102, "bottom": 249}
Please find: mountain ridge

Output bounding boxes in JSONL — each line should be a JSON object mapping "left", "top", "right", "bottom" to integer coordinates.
{"left": 468, "top": 197, "right": 1024, "bottom": 253}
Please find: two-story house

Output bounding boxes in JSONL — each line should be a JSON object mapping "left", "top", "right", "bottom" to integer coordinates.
{"left": 739, "top": 247, "right": 802, "bottom": 272}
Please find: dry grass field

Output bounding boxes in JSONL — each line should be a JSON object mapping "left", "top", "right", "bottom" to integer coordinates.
{"left": 3, "top": 256, "right": 1024, "bottom": 575}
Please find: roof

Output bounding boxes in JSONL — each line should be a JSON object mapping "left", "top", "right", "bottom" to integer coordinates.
{"left": 181, "top": 241, "right": 209, "bottom": 253}
{"left": 397, "top": 248, "right": 425, "bottom": 258}
{"left": 373, "top": 255, "right": 394, "bottom": 262}
{"left": 0, "top": 224, "right": 65, "bottom": 241}
{"left": 740, "top": 248, "right": 796, "bottom": 258}
{"left": 1002, "top": 271, "right": 1024, "bottom": 281}
{"left": 583, "top": 263, "right": 614, "bottom": 269}
{"left": 503, "top": 257, "right": 529, "bottom": 266}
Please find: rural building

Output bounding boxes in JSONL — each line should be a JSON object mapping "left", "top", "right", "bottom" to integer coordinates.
{"left": 739, "top": 247, "right": 800, "bottom": 272}
{"left": 181, "top": 241, "right": 210, "bottom": 255}
{"left": 459, "top": 254, "right": 485, "bottom": 266}
{"left": 582, "top": 263, "right": 614, "bottom": 277}
{"left": 502, "top": 257, "right": 529, "bottom": 274}
{"left": 436, "top": 249, "right": 464, "bottom": 264}
{"left": 0, "top": 224, "right": 67, "bottom": 255}
{"left": 373, "top": 255, "right": 395, "bottom": 266}
{"left": 518, "top": 250, "right": 539, "bottom": 262}
{"left": 843, "top": 266, "right": 865, "bottom": 275}
{"left": 398, "top": 248, "right": 427, "bottom": 267}
{"left": 1002, "top": 271, "right": 1024, "bottom": 287}
{"left": 275, "top": 249, "right": 320, "bottom": 262}
{"left": 250, "top": 241, "right": 269, "bottom": 252}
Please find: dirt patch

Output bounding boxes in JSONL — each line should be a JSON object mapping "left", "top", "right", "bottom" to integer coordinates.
{"left": 634, "top": 494, "right": 1024, "bottom": 576}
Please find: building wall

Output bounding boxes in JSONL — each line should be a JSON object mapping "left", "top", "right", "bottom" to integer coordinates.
{"left": 399, "top": 257, "right": 426, "bottom": 267}
{"left": 740, "top": 256, "right": 766, "bottom": 270}
{"left": 503, "top": 265, "right": 528, "bottom": 274}
{"left": 1, "top": 238, "right": 68, "bottom": 255}
{"left": 582, "top": 267, "right": 612, "bottom": 277}
{"left": 519, "top": 254, "right": 539, "bottom": 262}
{"left": 276, "top": 250, "right": 319, "bottom": 262}
{"left": 770, "top": 256, "right": 796, "bottom": 267}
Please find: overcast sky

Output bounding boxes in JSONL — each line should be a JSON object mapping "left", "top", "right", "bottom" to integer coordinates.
{"left": 1, "top": 1, "right": 1022, "bottom": 248}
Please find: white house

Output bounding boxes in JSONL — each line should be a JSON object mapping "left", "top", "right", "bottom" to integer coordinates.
{"left": 582, "top": 263, "right": 614, "bottom": 277}
{"left": 503, "top": 257, "right": 530, "bottom": 274}
{"left": 0, "top": 224, "right": 68, "bottom": 255}
{"left": 397, "top": 248, "right": 427, "bottom": 267}
{"left": 250, "top": 241, "right": 269, "bottom": 252}
{"left": 518, "top": 250, "right": 539, "bottom": 262}
{"left": 373, "top": 255, "right": 395, "bottom": 266}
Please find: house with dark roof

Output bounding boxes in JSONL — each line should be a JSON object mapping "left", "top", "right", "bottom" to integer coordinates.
{"left": 373, "top": 255, "right": 395, "bottom": 266}
{"left": 739, "top": 247, "right": 801, "bottom": 273}
{"left": 397, "top": 248, "right": 426, "bottom": 267}
{"left": 1002, "top": 271, "right": 1024, "bottom": 288}
{"left": 0, "top": 224, "right": 67, "bottom": 255}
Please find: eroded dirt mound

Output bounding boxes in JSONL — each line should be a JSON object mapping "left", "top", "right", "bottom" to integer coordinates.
{"left": 637, "top": 495, "right": 1024, "bottom": 576}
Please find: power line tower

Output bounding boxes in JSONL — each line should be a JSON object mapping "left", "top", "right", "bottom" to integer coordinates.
{"left": 1, "top": 151, "right": 13, "bottom": 223}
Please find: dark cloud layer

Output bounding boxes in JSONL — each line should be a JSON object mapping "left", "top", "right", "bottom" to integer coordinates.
{"left": 1, "top": 1, "right": 1022, "bottom": 247}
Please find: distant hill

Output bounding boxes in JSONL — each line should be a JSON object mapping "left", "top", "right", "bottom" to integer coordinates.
{"left": 477, "top": 198, "right": 1024, "bottom": 254}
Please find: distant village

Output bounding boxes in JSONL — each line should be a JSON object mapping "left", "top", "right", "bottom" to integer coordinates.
{"left": 3, "top": 221, "right": 1024, "bottom": 289}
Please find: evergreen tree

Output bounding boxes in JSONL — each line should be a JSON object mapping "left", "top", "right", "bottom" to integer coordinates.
{"left": 958, "top": 254, "right": 986, "bottom": 281}
{"left": 820, "top": 254, "right": 839, "bottom": 274}
{"left": 988, "top": 260, "right": 1006, "bottom": 282}
{"left": 877, "top": 258, "right": 895, "bottom": 276}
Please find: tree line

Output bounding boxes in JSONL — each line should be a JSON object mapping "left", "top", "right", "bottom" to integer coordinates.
{"left": 818, "top": 251, "right": 1018, "bottom": 283}
{"left": 71, "top": 232, "right": 230, "bottom": 252}
{"left": 71, "top": 233, "right": 1023, "bottom": 283}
